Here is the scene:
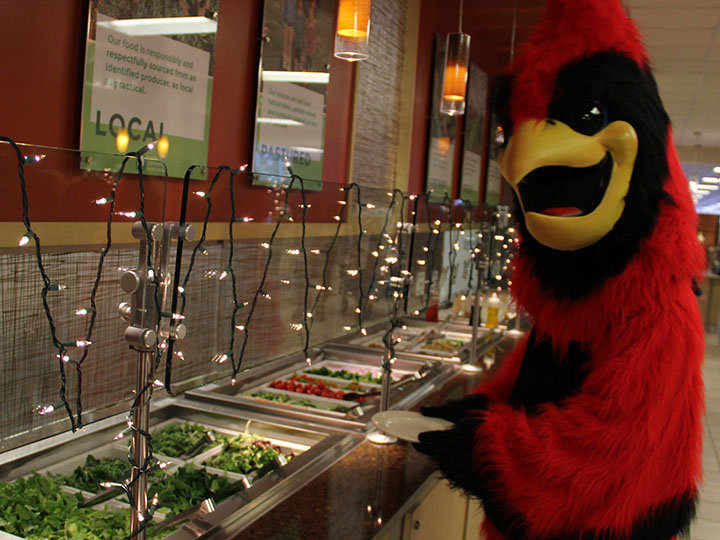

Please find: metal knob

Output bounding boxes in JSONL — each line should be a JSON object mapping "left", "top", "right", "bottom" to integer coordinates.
{"left": 118, "top": 302, "right": 132, "bottom": 322}
{"left": 125, "top": 326, "right": 157, "bottom": 348}
{"left": 170, "top": 323, "right": 187, "bottom": 341}
{"left": 179, "top": 224, "right": 195, "bottom": 242}
{"left": 131, "top": 221, "right": 164, "bottom": 240}
{"left": 414, "top": 520, "right": 421, "bottom": 530}
{"left": 120, "top": 270, "right": 141, "bottom": 293}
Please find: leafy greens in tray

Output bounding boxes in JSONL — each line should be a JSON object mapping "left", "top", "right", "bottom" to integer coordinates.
{"left": 56, "top": 455, "right": 130, "bottom": 493}
{"left": 204, "top": 434, "right": 290, "bottom": 475}
{"left": 151, "top": 421, "right": 226, "bottom": 458}
{"left": 152, "top": 464, "right": 232, "bottom": 517}
{"left": 0, "top": 473, "right": 164, "bottom": 540}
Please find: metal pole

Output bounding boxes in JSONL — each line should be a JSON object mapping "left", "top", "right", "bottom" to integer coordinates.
{"left": 120, "top": 222, "right": 164, "bottom": 538}
{"left": 469, "top": 269, "right": 482, "bottom": 365}
{"left": 380, "top": 327, "right": 393, "bottom": 412}
{"left": 129, "top": 350, "right": 153, "bottom": 540}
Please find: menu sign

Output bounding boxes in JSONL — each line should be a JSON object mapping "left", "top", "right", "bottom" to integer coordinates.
{"left": 80, "top": 2, "right": 217, "bottom": 178}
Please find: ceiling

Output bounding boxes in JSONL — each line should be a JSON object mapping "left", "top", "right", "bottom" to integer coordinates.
{"left": 461, "top": 0, "right": 720, "bottom": 149}
{"left": 626, "top": 0, "right": 720, "bottom": 149}
{"left": 457, "top": 0, "right": 720, "bottom": 213}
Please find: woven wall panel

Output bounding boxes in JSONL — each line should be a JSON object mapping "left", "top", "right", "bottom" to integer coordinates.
{"left": 0, "top": 227, "right": 439, "bottom": 444}
{"left": 351, "top": 0, "right": 409, "bottom": 189}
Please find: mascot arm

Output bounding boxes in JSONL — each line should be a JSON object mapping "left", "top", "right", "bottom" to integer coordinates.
{"left": 416, "top": 318, "right": 702, "bottom": 539}
{"left": 472, "top": 332, "right": 529, "bottom": 402}
{"left": 421, "top": 333, "right": 530, "bottom": 423}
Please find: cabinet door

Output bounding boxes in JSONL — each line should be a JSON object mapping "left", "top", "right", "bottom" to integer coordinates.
{"left": 464, "top": 497, "right": 487, "bottom": 540}
{"left": 403, "top": 479, "right": 467, "bottom": 540}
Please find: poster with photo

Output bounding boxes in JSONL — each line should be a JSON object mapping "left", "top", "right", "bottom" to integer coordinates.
{"left": 426, "top": 34, "right": 457, "bottom": 201}
{"left": 460, "top": 64, "right": 488, "bottom": 202}
{"left": 252, "top": 0, "right": 334, "bottom": 189}
{"left": 80, "top": 0, "right": 218, "bottom": 178}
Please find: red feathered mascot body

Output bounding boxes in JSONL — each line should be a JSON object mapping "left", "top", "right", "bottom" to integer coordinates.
{"left": 415, "top": 1, "right": 706, "bottom": 539}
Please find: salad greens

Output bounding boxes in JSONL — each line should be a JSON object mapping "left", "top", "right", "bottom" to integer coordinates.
{"left": 56, "top": 455, "right": 130, "bottom": 493}
{"left": 304, "top": 366, "right": 383, "bottom": 385}
{"left": 0, "top": 473, "right": 163, "bottom": 540}
{"left": 249, "top": 391, "right": 352, "bottom": 413}
{"left": 151, "top": 421, "right": 225, "bottom": 458}
{"left": 204, "top": 434, "right": 285, "bottom": 475}
{"left": 421, "top": 337, "right": 465, "bottom": 352}
{"left": 250, "top": 391, "right": 317, "bottom": 408}
{"left": 151, "top": 464, "right": 231, "bottom": 517}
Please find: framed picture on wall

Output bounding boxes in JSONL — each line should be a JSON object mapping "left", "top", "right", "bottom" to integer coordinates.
{"left": 80, "top": 0, "right": 218, "bottom": 179}
{"left": 426, "top": 34, "right": 458, "bottom": 201}
{"left": 251, "top": 0, "right": 335, "bottom": 190}
{"left": 459, "top": 63, "right": 488, "bottom": 203}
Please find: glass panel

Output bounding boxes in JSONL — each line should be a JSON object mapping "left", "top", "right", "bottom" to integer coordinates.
{"left": 81, "top": 1, "right": 219, "bottom": 179}
{"left": 251, "top": 0, "right": 336, "bottom": 187}
{"left": 0, "top": 141, "right": 169, "bottom": 449}
{"left": 0, "top": 140, "right": 516, "bottom": 451}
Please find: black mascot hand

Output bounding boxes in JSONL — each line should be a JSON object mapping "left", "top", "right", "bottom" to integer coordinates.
{"left": 413, "top": 427, "right": 453, "bottom": 457}
{"left": 419, "top": 393, "right": 489, "bottom": 423}
{"left": 413, "top": 415, "right": 484, "bottom": 497}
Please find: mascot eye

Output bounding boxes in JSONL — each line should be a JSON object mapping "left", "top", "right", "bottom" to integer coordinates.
{"left": 567, "top": 100, "right": 608, "bottom": 135}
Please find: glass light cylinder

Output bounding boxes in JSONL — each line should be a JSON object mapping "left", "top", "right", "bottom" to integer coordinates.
{"left": 334, "top": 0, "right": 372, "bottom": 61}
{"left": 440, "top": 32, "right": 471, "bottom": 116}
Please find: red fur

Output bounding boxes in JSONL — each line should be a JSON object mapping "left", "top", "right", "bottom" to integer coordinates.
{"left": 465, "top": 2, "right": 706, "bottom": 536}
{"left": 472, "top": 130, "right": 705, "bottom": 538}
{"left": 508, "top": 0, "right": 646, "bottom": 126}
{"left": 473, "top": 335, "right": 529, "bottom": 403}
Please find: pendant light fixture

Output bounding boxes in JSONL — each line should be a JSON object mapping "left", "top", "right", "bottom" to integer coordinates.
{"left": 440, "top": 0, "right": 470, "bottom": 116}
{"left": 334, "top": 0, "right": 372, "bottom": 61}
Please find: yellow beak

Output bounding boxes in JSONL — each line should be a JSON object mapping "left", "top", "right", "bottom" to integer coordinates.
{"left": 498, "top": 119, "right": 638, "bottom": 251}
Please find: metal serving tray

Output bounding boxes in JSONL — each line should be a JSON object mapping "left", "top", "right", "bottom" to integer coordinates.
{"left": 328, "top": 318, "right": 483, "bottom": 363}
{"left": 0, "top": 398, "right": 363, "bottom": 540}
{"left": 186, "top": 348, "right": 455, "bottom": 431}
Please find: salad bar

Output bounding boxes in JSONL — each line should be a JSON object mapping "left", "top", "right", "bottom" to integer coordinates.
{"left": 0, "top": 328, "right": 511, "bottom": 540}
{"left": 187, "top": 348, "right": 455, "bottom": 431}
{"left": 0, "top": 398, "right": 362, "bottom": 540}
{"left": 332, "top": 317, "right": 498, "bottom": 364}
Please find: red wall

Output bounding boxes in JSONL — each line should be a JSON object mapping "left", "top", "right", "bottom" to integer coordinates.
{"left": 408, "top": 0, "right": 543, "bottom": 202}
{"left": 0, "top": 1, "right": 354, "bottom": 223}
{"left": 0, "top": 0, "right": 543, "bottom": 224}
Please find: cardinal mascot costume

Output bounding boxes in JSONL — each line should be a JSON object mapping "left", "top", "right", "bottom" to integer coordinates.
{"left": 414, "top": 1, "right": 706, "bottom": 539}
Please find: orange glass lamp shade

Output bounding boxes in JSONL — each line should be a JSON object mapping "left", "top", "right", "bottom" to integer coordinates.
{"left": 334, "top": 0, "right": 372, "bottom": 61}
{"left": 441, "top": 32, "right": 471, "bottom": 116}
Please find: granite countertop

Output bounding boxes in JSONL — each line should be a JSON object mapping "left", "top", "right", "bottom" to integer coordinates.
{"left": 233, "top": 335, "right": 521, "bottom": 540}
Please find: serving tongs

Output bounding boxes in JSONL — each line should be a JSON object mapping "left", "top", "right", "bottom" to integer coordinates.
{"left": 180, "top": 431, "right": 218, "bottom": 460}
{"left": 406, "top": 327, "right": 437, "bottom": 349}
{"left": 78, "top": 486, "right": 125, "bottom": 508}
{"left": 341, "top": 362, "right": 434, "bottom": 401}
{"left": 151, "top": 497, "right": 218, "bottom": 532}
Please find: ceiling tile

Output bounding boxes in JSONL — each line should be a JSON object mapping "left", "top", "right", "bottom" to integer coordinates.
{"left": 646, "top": 44, "right": 710, "bottom": 61}
{"left": 642, "top": 28, "right": 715, "bottom": 46}
{"left": 653, "top": 57, "right": 709, "bottom": 72}
{"left": 631, "top": 8, "right": 720, "bottom": 28}
{"left": 629, "top": 0, "right": 720, "bottom": 7}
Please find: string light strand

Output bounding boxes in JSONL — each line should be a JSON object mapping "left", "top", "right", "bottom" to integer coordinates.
{"left": 1, "top": 136, "right": 76, "bottom": 430}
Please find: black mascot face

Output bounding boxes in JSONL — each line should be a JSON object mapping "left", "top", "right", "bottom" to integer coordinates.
{"left": 491, "top": 2, "right": 672, "bottom": 299}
